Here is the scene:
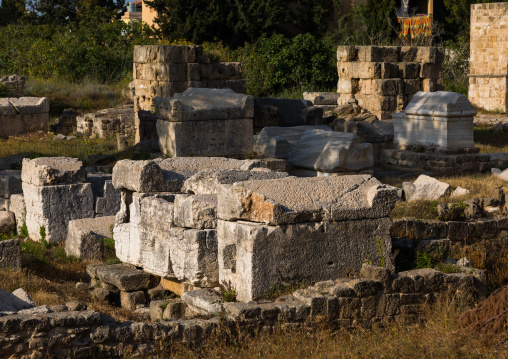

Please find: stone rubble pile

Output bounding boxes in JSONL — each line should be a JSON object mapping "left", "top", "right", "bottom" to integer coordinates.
{"left": 76, "top": 105, "right": 135, "bottom": 139}
{"left": 111, "top": 157, "right": 399, "bottom": 302}
{"left": 0, "top": 74, "right": 25, "bottom": 97}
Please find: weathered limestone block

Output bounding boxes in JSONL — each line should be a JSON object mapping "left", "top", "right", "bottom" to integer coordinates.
{"left": 394, "top": 91, "right": 476, "bottom": 149}
{"left": 120, "top": 290, "right": 146, "bottom": 311}
{"left": 303, "top": 92, "right": 340, "bottom": 106}
{"left": 174, "top": 194, "right": 217, "bottom": 229}
{"left": 7, "top": 194, "right": 25, "bottom": 231}
{"left": 76, "top": 106, "right": 135, "bottom": 139}
{"left": 21, "top": 157, "right": 87, "bottom": 187}
{"left": 0, "top": 287, "right": 35, "bottom": 313}
{"left": 253, "top": 98, "right": 318, "bottom": 129}
{"left": 0, "top": 238, "right": 21, "bottom": 271}
{"left": 154, "top": 88, "right": 254, "bottom": 157}
{"left": 181, "top": 289, "right": 222, "bottom": 315}
{"left": 112, "top": 160, "right": 165, "bottom": 193}
{"left": 89, "top": 173, "right": 121, "bottom": 217}
{"left": 218, "top": 175, "right": 399, "bottom": 225}
{"left": 169, "top": 228, "right": 218, "bottom": 287}
{"left": 65, "top": 216, "right": 115, "bottom": 260}
{"left": 0, "top": 97, "right": 49, "bottom": 137}
{"left": 114, "top": 193, "right": 175, "bottom": 276}
{"left": 181, "top": 169, "right": 288, "bottom": 195}
{"left": 94, "top": 264, "right": 152, "bottom": 292}
{"left": 0, "top": 170, "right": 22, "bottom": 199}
{"left": 403, "top": 175, "right": 451, "bottom": 202}
{"left": 218, "top": 218, "right": 393, "bottom": 301}
{"left": 0, "top": 211, "right": 16, "bottom": 234}
{"left": 23, "top": 182, "right": 95, "bottom": 243}
{"left": 287, "top": 129, "right": 374, "bottom": 172}
{"left": 254, "top": 126, "right": 332, "bottom": 159}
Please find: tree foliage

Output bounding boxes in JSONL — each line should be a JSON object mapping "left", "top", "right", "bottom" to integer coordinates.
{"left": 0, "top": 0, "right": 25, "bottom": 26}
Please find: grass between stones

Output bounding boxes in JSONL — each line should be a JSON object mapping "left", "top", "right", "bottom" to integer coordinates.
{"left": 164, "top": 303, "right": 508, "bottom": 358}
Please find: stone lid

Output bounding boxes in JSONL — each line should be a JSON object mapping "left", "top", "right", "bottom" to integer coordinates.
{"left": 404, "top": 91, "right": 477, "bottom": 117}
{"left": 21, "top": 157, "right": 87, "bottom": 186}
{"left": 154, "top": 88, "right": 253, "bottom": 122}
{"left": 218, "top": 175, "right": 399, "bottom": 224}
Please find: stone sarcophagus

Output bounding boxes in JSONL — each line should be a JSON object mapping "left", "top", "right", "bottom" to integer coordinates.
{"left": 154, "top": 88, "right": 254, "bottom": 157}
{"left": 393, "top": 91, "right": 476, "bottom": 149}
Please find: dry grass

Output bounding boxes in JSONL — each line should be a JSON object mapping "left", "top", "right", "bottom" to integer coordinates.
{"left": 24, "top": 77, "right": 130, "bottom": 118}
{"left": 161, "top": 304, "right": 508, "bottom": 358}
{"left": 0, "top": 132, "right": 118, "bottom": 161}
{"left": 386, "top": 173, "right": 508, "bottom": 220}
{"left": 0, "top": 239, "right": 136, "bottom": 321}
{"left": 474, "top": 126, "right": 508, "bottom": 154}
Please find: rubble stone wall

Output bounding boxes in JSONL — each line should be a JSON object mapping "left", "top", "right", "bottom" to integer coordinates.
{"left": 0, "top": 264, "right": 486, "bottom": 358}
{"left": 132, "top": 45, "right": 246, "bottom": 143}
{"left": 336, "top": 46, "right": 444, "bottom": 120}
{"left": 469, "top": 2, "right": 508, "bottom": 112}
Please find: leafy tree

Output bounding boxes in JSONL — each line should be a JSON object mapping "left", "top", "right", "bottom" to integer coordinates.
{"left": 359, "top": 0, "right": 398, "bottom": 43}
{"left": 439, "top": 0, "right": 498, "bottom": 39}
{"left": 290, "top": 0, "right": 342, "bottom": 37}
{"left": 0, "top": 0, "right": 26, "bottom": 26}
{"left": 144, "top": 0, "right": 292, "bottom": 48}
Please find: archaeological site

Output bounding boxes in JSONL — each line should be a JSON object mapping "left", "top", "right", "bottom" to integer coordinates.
{"left": 0, "top": 1, "right": 508, "bottom": 357}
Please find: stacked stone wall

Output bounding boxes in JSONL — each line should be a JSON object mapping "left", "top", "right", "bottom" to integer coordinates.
{"left": 336, "top": 46, "right": 444, "bottom": 120}
{"left": 132, "top": 45, "right": 246, "bottom": 143}
{"left": 0, "top": 264, "right": 486, "bottom": 358}
{"left": 469, "top": 2, "right": 508, "bottom": 112}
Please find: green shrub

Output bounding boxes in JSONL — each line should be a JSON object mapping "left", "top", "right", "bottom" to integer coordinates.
{"left": 219, "top": 280, "right": 237, "bottom": 302}
{"left": 19, "top": 222, "right": 28, "bottom": 238}
{"left": 415, "top": 251, "right": 434, "bottom": 269}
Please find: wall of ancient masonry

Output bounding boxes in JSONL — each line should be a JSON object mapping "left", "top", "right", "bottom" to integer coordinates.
{"left": 336, "top": 46, "right": 444, "bottom": 120}
{"left": 132, "top": 45, "right": 246, "bottom": 143}
{"left": 469, "top": 2, "right": 508, "bottom": 112}
{"left": 0, "top": 264, "right": 486, "bottom": 358}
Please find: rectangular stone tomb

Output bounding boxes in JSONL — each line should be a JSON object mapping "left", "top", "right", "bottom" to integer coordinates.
{"left": 217, "top": 175, "right": 399, "bottom": 301}
{"left": 393, "top": 91, "right": 476, "bottom": 149}
{"left": 154, "top": 88, "right": 254, "bottom": 157}
{"left": 0, "top": 97, "right": 49, "bottom": 137}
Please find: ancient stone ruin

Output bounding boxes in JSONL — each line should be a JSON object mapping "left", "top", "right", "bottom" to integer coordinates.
{"left": 0, "top": 74, "right": 25, "bottom": 97}
{"left": 469, "top": 2, "right": 508, "bottom": 112}
{"left": 154, "top": 88, "right": 254, "bottom": 157}
{"left": 133, "top": 45, "right": 246, "bottom": 143}
{"left": 383, "top": 91, "right": 494, "bottom": 174}
{"left": 336, "top": 45, "right": 444, "bottom": 119}
{"left": 76, "top": 105, "right": 135, "bottom": 139}
{"left": 0, "top": 97, "right": 50, "bottom": 137}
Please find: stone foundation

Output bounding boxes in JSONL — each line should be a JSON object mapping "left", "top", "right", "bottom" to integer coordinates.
{"left": 76, "top": 106, "right": 135, "bottom": 139}
{"left": 381, "top": 148, "right": 494, "bottom": 175}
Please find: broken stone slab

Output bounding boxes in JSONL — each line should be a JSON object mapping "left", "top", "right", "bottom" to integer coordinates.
{"left": 287, "top": 129, "right": 374, "bottom": 172}
{"left": 0, "top": 238, "right": 21, "bottom": 271}
{"left": 217, "top": 217, "right": 393, "bottom": 302}
{"left": 65, "top": 216, "right": 115, "bottom": 260}
{"left": 94, "top": 264, "right": 153, "bottom": 292}
{"left": 174, "top": 194, "right": 217, "bottom": 229}
{"left": 451, "top": 187, "right": 470, "bottom": 197}
{"left": 218, "top": 175, "right": 398, "bottom": 225}
{"left": 181, "top": 289, "right": 222, "bottom": 315}
{"left": 403, "top": 175, "right": 451, "bottom": 202}
{"left": 95, "top": 181, "right": 121, "bottom": 217}
{"left": 181, "top": 169, "right": 288, "bottom": 195}
{"left": 491, "top": 167, "right": 508, "bottom": 181}
{"left": 112, "top": 157, "right": 275, "bottom": 193}
{"left": 0, "top": 287, "right": 35, "bottom": 313}
{"left": 21, "top": 157, "right": 87, "bottom": 186}
{"left": 154, "top": 88, "right": 254, "bottom": 122}
{"left": 254, "top": 126, "right": 332, "bottom": 159}
{"left": 303, "top": 92, "right": 341, "bottom": 106}
{"left": 169, "top": 228, "right": 218, "bottom": 287}
{"left": 23, "top": 182, "right": 95, "bottom": 243}
{"left": 254, "top": 98, "right": 314, "bottom": 127}
{"left": 0, "top": 211, "right": 16, "bottom": 234}
{"left": 0, "top": 170, "right": 22, "bottom": 199}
